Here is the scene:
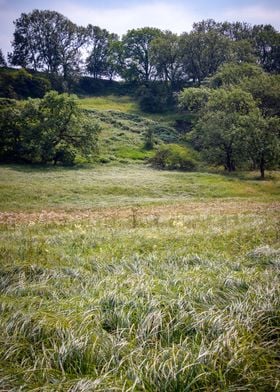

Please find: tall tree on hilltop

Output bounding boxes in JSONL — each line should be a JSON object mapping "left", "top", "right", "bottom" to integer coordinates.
{"left": 85, "top": 25, "right": 119, "bottom": 79}
{"left": 122, "top": 27, "right": 163, "bottom": 81}
{"left": 180, "top": 30, "right": 231, "bottom": 84}
{"left": 151, "top": 31, "right": 184, "bottom": 85}
{"left": 9, "top": 10, "right": 85, "bottom": 81}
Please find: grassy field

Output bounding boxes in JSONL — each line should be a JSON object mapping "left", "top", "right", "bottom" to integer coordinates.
{"left": 78, "top": 96, "right": 139, "bottom": 113}
{"left": 0, "top": 164, "right": 280, "bottom": 391}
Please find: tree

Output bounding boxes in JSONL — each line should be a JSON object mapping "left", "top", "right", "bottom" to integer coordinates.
{"left": 0, "top": 68, "right": 51, "bottom": 99}
{"left": 252, "top": 24, "right": 280, "bottom": 73}
{"left": 136, "top": 82, "right": 175, "bottom": 113}
{"left": 0, "top": 91, "right": 101, "bottom": 164}
{"left": 150, "top": 144, "right": 197, "bottom": 170}
{"left": 245, "top": 116, "right": 280, "bottom": 178}
{"left": 179, "top": 30, "right": 231, "bottom": 84}
{"left": 241, "top": 73, "right": 280, "bottom": 117}
{"left": 0, "top": 100, "right": 23, "bottom": 161}
{"left": 178, "top": 87, "right": 211, "bottom": 112}
{"left": 122, "top": 27, "right": 163, "bottom": 81}
{"left": 9, "top": 10, "right": 85, "bottom": 82}
{"left": 151, "top": 31, "right": 183, "bottom": 85}
{"left": 179, "top": 87, "right": 261, "bottom": 171}
{"left": 208, "top": 62, "right": 263, "bottom": 88}
{"left": 208, "top": 62, "right": 280, "bottom": 117}
{"left": 229, "top": 40, "right": 257, "bottom": 63}
{"left": 0, "top": 49, "right": 6, "bottom": 67}
{"left": 85, "top": 25, "right": 119, "bottom": 79}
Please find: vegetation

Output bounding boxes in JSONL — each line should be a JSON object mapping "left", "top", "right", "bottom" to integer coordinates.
{"left": 150, "top": 144, "right": 198, "bottom": 170}
{"left": 179, "top": 64, "right": 280, "bottom": 178}
{"left": 0, "top": 68, "right": 51, "bottom": 99}
{"left": 5, "top": 10, "right": 280, "bottom": 87}
{"left": 0, "top": 165, "right": 279, "bottom": 390}
{"left": 0, "top": 91, "right": 100, "bottom": 164}
{"left": 0, "top": 9, "right": 279, "bottom": 390}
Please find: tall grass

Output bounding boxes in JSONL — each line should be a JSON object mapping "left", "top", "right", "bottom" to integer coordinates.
{"left": 0, "top": 188, "right": 279, "bottom": 390}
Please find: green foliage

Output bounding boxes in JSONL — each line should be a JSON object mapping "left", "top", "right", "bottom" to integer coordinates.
{"left": 245, "top": 116, "right": 280, "bottom": 177}
{"left": 0, "top": 91, "right": 100, "bottom": 164}
{"left": 179, "top": 30, "right": 232, "bottom": 84}
{"left": 178, "top": 87, "right": 211, "bottom": 112}
{"left": 144, "top": 126, "right": 155, "bottom": 150}
{"left": 0, "top": 68, "right": 51, "bottom": 99}
{"left": 240, "top": 73, "right": 280, "bottom": 117}
{"left": 252, "top": 24, "right": 280, "bottom": 73}
{"left": 151, "top": 144, "right": 198, "bottom": 170}
{"left": 208, "top": 62, "right": 263, "bottom": 88}
{"left": 179, "top": 65, "right": 280, "bottom": 177}
{"left": 9, "top": 10, "right": 85, "bottom": 82}
{"left": 136, "top": 82, "right": 175, "bottom": 113}
{"left": 85, "top": 25, "right": 119, "bottom": 79}
{"left": 122, "top": 27, "right": 163, "bottom": 81}
{"left": 190, "top": 88, "right": 262, "bottom": 171}
{"left": 151, "top": 31, "right": 183, "bottom": 85}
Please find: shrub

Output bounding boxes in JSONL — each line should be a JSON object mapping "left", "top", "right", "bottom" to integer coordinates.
{"left": 151, "top": 144, "right": 198, "bottom": 171}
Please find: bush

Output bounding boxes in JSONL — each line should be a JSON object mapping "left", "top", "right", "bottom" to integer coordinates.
{"left": 0, "top": 91, "right": 101, "bottom": 165}
{"left": 150, "top": 144, "right": 198, "bottom": 171}
{"left": 151, "top": 124, "right": 178, "bottom": 143}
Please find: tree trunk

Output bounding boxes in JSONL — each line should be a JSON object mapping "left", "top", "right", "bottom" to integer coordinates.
{"left": 260, "top": 154, "right": 265, "bottom": 179}
{"left": 226, "top": 151, "right": 234, "bottom": 172}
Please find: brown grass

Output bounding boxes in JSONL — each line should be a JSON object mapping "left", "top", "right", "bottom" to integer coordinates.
{"left": 1, "top": 200, "right": 279, "bottom": 225}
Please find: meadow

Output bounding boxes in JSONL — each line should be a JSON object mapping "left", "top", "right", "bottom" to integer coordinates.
{"left": 0, "top": 163, "right": 279, "bottom": 391}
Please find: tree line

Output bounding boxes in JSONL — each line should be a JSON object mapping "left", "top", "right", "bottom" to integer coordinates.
{"left": 1, "top": 9, "right": 279, "bottom": 87}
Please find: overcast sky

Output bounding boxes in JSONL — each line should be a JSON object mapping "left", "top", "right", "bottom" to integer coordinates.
{"left": 1, "top": 0, "right": 279, "bottom": 57}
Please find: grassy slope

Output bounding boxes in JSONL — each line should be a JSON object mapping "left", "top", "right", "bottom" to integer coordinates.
{"left": 78, "top": 96, "right": 180, "bottom": 164}
{"left": 0, "top": 96, "right": 279, "bottom": 391}
{"left": 78, "top": 95, "right": 139, "bottom": 113}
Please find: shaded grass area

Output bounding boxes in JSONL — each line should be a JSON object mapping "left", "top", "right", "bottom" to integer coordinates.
{"left": 0, "top": 165, "right": 279, "bottom": 211}
{"left": 78, "top": 95, "right": 189, "bottom": 124}
{"left": 0, "top": 200, "right": 279, "bottom": 390}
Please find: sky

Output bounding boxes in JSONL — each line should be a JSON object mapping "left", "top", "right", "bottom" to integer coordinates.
{"left": 0, "top": 0, "right": 279, "bottom": 57}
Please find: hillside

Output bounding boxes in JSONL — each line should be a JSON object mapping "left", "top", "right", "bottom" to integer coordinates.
{"left": 77, "top": 96, "right": 180, "bottom": 164}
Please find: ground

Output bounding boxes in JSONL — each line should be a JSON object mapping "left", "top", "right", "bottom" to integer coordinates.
{"left": 0, "top": 164, "right": 279, "bottom": 390}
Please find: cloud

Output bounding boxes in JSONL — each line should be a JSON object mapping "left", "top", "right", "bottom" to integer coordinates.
{"left": 0, "top": 1, "right": 279, "bottom": 56}
{"left": 54, "top": 1, "right": 196, "bottom": 36}
{"left": 223, "top": 4, "right": 280, "bottom": 28}
{"left": 0, "top": 9, "right": 16, "bottom": 56}
{"left": 0, "top": 1, "right": 197, "bottom": 54}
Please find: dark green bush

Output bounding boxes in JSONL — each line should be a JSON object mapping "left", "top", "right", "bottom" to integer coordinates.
{"left": 136, "top": 83, "right": 175, "bottom": 113}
